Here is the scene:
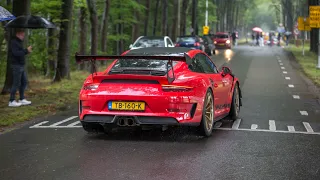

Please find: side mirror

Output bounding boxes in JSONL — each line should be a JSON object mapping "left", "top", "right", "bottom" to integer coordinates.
{"left": 129, "top": 44, "right": 133, "bottom": 49}
{"left": 221, "top": 66, "right": 232, "bottom": 77}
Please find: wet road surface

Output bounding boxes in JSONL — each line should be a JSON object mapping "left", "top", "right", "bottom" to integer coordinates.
{"left": 0, "top": 45, "right": 320, "bottom": 180}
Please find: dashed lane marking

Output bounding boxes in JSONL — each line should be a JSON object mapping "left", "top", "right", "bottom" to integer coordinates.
{"left": 288, "top": 126, "right": 295, "bottom": 132}
{"left": 49, "top": 116, "right": 78, "bottom": 126}
{"left": 288, "top": 84, "right": 294, "bottom": 88}
{"left": 269, "top": 120, "right": 276, "bottom": 131}
{"left": 67, "top": 121, "right": 81, "bottom": 127}
{"left": 279, "top": 63, "right": 283, "bottom": 65}
{"left": 215, "top": 127, "right": 320, "bottom": 135}
{"left": 300, "top": 111, "right": 309, "bottom": 116}
{"left": 251, "top": 124, "right": 258, "bottom": 130}
{"left": 214, "top": 122, "right": 222, "bottom": 128}
{"left": 283, "top": 71, "right": 287, "bottom": 74}
{"left": 293, "top": 95, "right": 300, "bottom": 99}
{"left": 281, "top": 67, "right": 285, "bottom": 69}
{"left": 232, "top": 119, "right": 241, "bottom": 129}
{"left": 303, "top": 122, "right": 314, "bottom": 132}
{"left": 285, "top": 77, "right": 291, "bottom": 80}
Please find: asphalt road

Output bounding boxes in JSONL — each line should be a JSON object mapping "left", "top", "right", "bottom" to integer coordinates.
{"left": 1, "top": 45, "right": 320, "bottom": 180}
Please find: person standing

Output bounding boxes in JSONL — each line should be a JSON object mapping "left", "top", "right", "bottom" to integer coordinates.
{"left": 8, "top": 29, "right": 32, "bottom": 107}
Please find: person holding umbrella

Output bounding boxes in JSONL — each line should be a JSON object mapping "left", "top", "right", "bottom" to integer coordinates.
{"left": 4, "top": 15, "right": 57, "bottom": 107}
{"left": 8, "top": 28, "right": 32, "bottom": 107}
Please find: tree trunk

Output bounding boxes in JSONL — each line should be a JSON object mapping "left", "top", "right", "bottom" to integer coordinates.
{"left": 144, "top": 0, "right": 150, "bottom": 36}
{"left": 161, "top": 0, "right": 168, "bottom": 35}
{"left": 100, "top": 0, "right": 110, "bottom": 53}
{"left": 79, "top": 6, "right": 88, "bottom": 70}
{"left": 132, "top": 0, "right": 141, "bottom": 42}
{"left": 171, "top": 0, "right": 179, "bottom": 41}
{"left": 191, "top": 0, "right": 196, "bottom": 35}
{"left": 53, "top": 0, "right": 74, "bottom": 82}
{"left": 180, "top": 0, "right": 189, "bottom": 36}
{"left": 152, "top": 0, "right": 160, "bottom": 36}
{"left": 87, "top": 0, "right": 98, "bottom": 56}
{"left": 46, "top": 23, "right": 58, "bottom": 77}
{"left": 1, "top": 0, "right": 30, "bottom": 94}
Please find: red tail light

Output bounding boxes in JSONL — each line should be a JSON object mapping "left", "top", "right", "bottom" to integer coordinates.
{"left": 194, "top": 42, "right": 200, "bottom": 46}
{"left": 82, "top": 83, "right": 100, "bottom": 90}
{"left": 162, "top": 85, "right": 193, "bottom": 92}
{"left": 175, "top": 43, "right": 180, "bottom": 47}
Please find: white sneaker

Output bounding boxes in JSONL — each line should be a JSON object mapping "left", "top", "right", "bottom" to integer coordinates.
{"left": 19, "top": 99, "right": 32, "bottom": 105}
{"left": 8, "top": 101, "right": 22, "bottom": 107}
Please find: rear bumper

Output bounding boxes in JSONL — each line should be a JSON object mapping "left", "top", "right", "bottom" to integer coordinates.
{"left": 215, "top": 44, "right": 231, "bottom": 48}
{"left": 82, "top": 114, "right": 180, "bottom": 125}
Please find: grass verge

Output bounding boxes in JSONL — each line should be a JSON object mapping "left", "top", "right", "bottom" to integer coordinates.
{"left": 285, "top": 44, "right": 320, "bottom": 87}
{"left": 0, "top": 65, "right": 109, "bottom": 128}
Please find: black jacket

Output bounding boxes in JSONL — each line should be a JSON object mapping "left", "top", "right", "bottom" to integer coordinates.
{"left": 11, "top": 37, "right": 28, "bottom": 66}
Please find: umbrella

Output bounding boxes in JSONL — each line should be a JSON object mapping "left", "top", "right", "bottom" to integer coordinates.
{"left": 252, "top": 27, "right": 263, "bottom": 32}
{"left": 5, "top": 15, "right": 56, "bottom": 29}
{"left": 0, "top": 6, "right": 15, "bottom": 21}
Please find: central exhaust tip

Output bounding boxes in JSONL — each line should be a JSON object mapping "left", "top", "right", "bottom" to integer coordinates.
{"left": 127, "top": 118, "right": 134, "bottom": 126}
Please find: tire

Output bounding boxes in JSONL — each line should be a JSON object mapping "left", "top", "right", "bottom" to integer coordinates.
{"left": 212, "top": 49, "right": 216, "bottom": 55}
{"left": 207, "top": 50, "right": 212, "bottom": 56}
{"left": 229, "top": 84, "right": 240, "bottom": 120}
{"left": 198, "top": 89, "right": 214, "bottom": 137}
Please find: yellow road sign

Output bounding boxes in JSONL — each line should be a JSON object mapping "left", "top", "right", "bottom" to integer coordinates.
{"left": 203, "top": 26, "right": 209, "bottom": 35}
{"left": 309, "top": 6, "right": 320, "bottom": 28}
{"left": 298, "top": 17, "right": 311, "bottom": 31}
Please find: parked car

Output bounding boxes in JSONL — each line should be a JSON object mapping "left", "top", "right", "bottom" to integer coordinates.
{"left": 75, "top": 47, "right": 242, "bottom": 137}
{"left": 175, "top": 36, "right": 205, "bottom": 51}
{"left": 213, "top": 32, "right": 232, "bottom": 49}
{"left": 129, "top": 36, "right": 175, "bottom": 49}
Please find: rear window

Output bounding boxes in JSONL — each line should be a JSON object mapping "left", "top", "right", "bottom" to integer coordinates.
{"left": 132, "top": 38, "right": 165, "bottom": 48}
{"left": 215, "top": 34, "right": 229, "bottom": 38}
{"left": 111, "top": 59, "right": 178, "bottom": 72}
{"left": 176, "top": 37, "right": 197, "bottom": 43}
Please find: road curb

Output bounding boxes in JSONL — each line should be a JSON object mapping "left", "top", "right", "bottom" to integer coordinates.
{"left": 282, "top": 49, "right": 320, "bottom": 105}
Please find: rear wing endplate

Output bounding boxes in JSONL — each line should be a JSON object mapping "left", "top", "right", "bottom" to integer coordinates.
{"left": 74, "top": 52, "right": 193, "bottom": 84}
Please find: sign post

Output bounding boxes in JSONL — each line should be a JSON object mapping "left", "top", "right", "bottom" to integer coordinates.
{"left": 298, "top": 17, "right": 311, "bottom": 56}
{"left": 309, "top": 6, "right": 320, "bottom": 68}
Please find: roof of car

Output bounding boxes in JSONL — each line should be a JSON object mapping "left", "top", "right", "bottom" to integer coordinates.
{"left": 126, "top": 47, "right": 191, "bottom": 55}
{"left": 215, "top": 32, "right": 229, "bottom": 35}
{"left": 139, "top": 36, "right": 167, "bottom": 39}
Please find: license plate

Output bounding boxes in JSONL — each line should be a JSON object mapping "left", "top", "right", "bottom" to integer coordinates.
{"left": 218, "top": 43, "right": 225, "bottom": 46}
{"left": 108, "top": 101, "right": 145, "bottom": 111}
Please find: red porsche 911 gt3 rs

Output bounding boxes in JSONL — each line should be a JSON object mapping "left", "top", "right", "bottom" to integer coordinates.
{"left": 75, "top": 47, "right": 242, "bottom": 137}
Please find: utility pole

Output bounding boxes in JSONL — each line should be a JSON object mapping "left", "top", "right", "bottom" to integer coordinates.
{"left": 205, "top": 0, "right": 208, "bottom": 26}
{"left": 177, "top": 0, "right": 180, "bottom": 36}
{"left": 191, "top": 0, "right": 196, "bottom": 35}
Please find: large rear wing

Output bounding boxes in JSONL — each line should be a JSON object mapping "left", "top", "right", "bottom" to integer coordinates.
{"left": 74, "top": 52, "right": 193, "bottom": 83}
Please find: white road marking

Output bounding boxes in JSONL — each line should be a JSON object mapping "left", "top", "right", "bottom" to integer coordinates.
{"left": 269, "top": 120, "right": 276, "bottom": 131}
{"left": 49, "top": 116, "right": 78, "bottom": 126}
{"left": 281, "top": 67, "right": 285, "bottom": 69}
{"left": 214, "top": 122, "right": 222, "bottom": 128}
{"left": 232, "top": 119, "right": 241, "bottom": 129}
{"left": 287, "top": 126, "right": 295, "bottom": 132}
{"left": 303, "top": 122, "right": 314, "bottom": 132}
{"left": 29, "top": 125, "right": 82, "bottom": 128}
{"left": 285, "top": 77, "right": 291, "bottom": 80}
{"left": 279, "top": 63, "right": 283, "bottom": 65}
{"left": 288, "top": 84, "right": 294, "bottom": 88}
{"left": 214, "top": 127, "right": 320, "bottom": 135}
{"left": 30, "top": 121, "right": 49, "bottom": 128}
{"left": 283, "top": 71, "right": 287, "bottom": 74}
{"left": 300, "top": 111, "right": 308, "bottom": 116}
{"left": 278, "top": 60, "right": 282, "bottom": 63}
{"left": 67, "top": 121, "right": 81, "bottom": 127}
{"left": 251, "top": 124, "right": 258, "bottom": 129}
{"left": 293, "top": 95, "right": 300, "bottom": 99}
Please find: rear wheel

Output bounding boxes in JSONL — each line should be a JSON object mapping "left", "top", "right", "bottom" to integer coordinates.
{"left": 229, "top": 84, "right": 240, "bottom": 120}
{"left": 198, "top": 89, "right": 214, "bottom": 137}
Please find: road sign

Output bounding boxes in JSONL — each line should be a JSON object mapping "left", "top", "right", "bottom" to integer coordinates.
{"left": 309, "top": 6, "right": 320, "bottom": 28}
{"left": 203, "top": 26, "right": 209, "bottom": 35}
{"left": 298, "top": 17, "right": 311, "bottom": 31}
